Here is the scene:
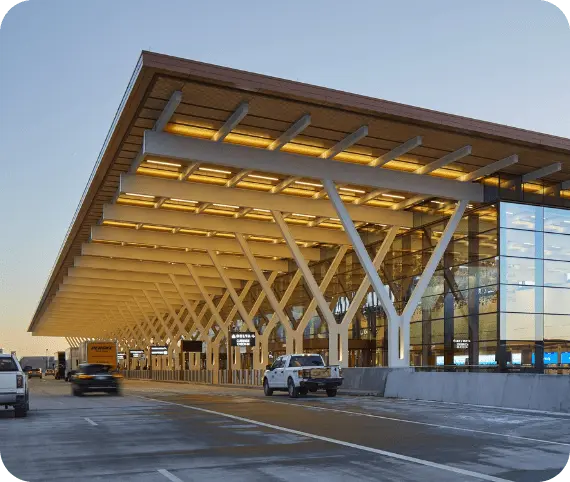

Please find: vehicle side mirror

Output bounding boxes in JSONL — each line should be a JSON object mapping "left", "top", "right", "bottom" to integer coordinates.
{"left": 266, "top": 364, "right": 272, "bottom": 371}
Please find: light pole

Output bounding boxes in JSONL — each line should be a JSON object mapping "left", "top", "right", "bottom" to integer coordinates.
{"left": 45, "top": 349, "right": 48, "bottom": 371}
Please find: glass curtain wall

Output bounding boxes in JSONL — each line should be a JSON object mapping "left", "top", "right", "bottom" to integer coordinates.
{"left": 499, "top": 202, "right": 570, "bottom": 370}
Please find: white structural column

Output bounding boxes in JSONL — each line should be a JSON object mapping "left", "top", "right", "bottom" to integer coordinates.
{"left": 273, "top": 211, "right": 346, "bottom": 365}
{"left": 339, "top": 227, "right": 399, "bottom": 365}
{"left": 323, "top": 178, "right": 402, "bottom": 366}
{"left": 132, "top": 296, "right": 161, "bottom": 341}
{"left": 168, "top": 274, "right": 207, "bottom": 339}
{"left": 236, "top": 233, "right": 295, "bottom": 352}
{"left": 399, "top": 200, "right": 468, "bottom": 361}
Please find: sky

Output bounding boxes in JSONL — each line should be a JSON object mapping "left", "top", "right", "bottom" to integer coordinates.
{"left": 0, "top": 0, "right": 568, "bottom": 356}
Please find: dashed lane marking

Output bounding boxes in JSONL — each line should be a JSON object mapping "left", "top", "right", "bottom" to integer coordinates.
{"left": 83, "top": 417, "right": 97, "bottom": 426}
{"left": 158, "top": 468, "right": 184, "bottom": 481}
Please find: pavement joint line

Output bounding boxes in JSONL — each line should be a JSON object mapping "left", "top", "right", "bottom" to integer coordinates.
{"left": 83, "top": 417, "right": 98, "bottom": 426}
{"left": 157, "top": 468, "right": 184, "bottom": 482}
{"left": 136, "top": 395, "right": 512, "bottom": 482}
{"left": 263, "top": 400, "right": 570, "bottom": 447}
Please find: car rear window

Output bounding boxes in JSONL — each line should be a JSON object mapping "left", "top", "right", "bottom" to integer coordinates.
{"left": 81, "top": 364, "right": 111, "bottom": 375}
{"left": 289, "top": 355, "right": 324, "bottom": 367}
{"left": 0, "top": 358, "right": 18, "bottom": 372}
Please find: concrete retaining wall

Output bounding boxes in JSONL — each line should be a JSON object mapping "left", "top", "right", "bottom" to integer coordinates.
{"left": 384, "top": 371, "right": 570, "bottom": 412}
{"left": 341, "top": 367, "right": 411, "bottom": 395}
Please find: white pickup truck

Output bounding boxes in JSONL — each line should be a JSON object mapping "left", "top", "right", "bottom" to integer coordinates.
{"left": 263, "top": 353, "right": 343, "bottom": 398}
{"left": 0, "top": 353, "right": 29, "bottom": 418}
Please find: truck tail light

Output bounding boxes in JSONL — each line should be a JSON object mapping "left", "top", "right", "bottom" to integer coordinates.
{"left": 16, "top": 375, "right": 23, "bottom": 388}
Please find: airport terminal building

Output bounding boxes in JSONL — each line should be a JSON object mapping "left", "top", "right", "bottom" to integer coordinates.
{"left": 28, "top": 52, "right": 570, "bottom": 373}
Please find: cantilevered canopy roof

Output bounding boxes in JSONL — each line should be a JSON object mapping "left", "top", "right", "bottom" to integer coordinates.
{"left": 29, "top": 51, "right": 570, "bottom": 337}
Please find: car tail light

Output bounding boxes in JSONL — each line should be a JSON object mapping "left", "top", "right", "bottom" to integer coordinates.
{"left": 78, "top": 374, "right": 93, "bottom": 380}
{"left": 112, "top": 374, "right": 123, "bottom": 379}
{"left": 16, "top": 375, "right": 23, "bottom": 388}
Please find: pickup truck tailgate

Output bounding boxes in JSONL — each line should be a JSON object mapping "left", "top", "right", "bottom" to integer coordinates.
{"left": 0, "top": 372, "right": 17, "bottom": 392}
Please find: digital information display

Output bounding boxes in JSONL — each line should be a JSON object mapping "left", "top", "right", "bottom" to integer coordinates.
{"left": 230, "top": 332, "right": 256, "bottom": 347}
{"left": 181, "top": 340, "right": 203, "bottom": 352}
{"left": 150, "top": 345, "right": 169, "bottom": 356}
{"left": 532, "top": 352, "right": 559, "bottom": 364}
{"left": 117, "top": 352, "right": 126, "bottom": 360}
{"left": 129, "top": 349, "right": 145, "bottom": 358}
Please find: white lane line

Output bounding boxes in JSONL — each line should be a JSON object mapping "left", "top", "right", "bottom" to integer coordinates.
{"left": 83, "top": 417, "right": 97, "bottom": 426}
{"left": 263, "top": 400, "right": 570, "bottom": 447}
{"left": 157, "top": 468, "right": 184, "bottom": 481}
{"left": 138, "top": 396, "right": 510, "bottom": 482}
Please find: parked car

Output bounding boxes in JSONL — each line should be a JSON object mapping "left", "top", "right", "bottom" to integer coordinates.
{"left": 44, "top": 369, "right": 55, "bottom": 376}
{"left": 263, "top": 354, "right": 343, "bottom": 398}
{"left": 71, "top": 364, "right": 122, "bottom": 396}
{"left": 27, "top": 368, "right": 43, "bottom": 379}
{"left": 0, "top": 353, "right": 29, "bottom": 417}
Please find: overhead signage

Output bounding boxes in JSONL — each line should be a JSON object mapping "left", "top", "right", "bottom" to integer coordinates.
{"left": 117, "top": 352, "right": 126, "bottom": 360}
{"left": 454, "top": 339, "right": 470, "bottom": 350}
{"left": 181, "top": 340, "right": 203, "bottom": 353}
{"left": 230, "top": 332, "right": 256, "bottom": 347}
{"left": 129, "top": 349, "right": 145, "bottom": 358}
{"left": 150, "top": 345, "right": 169, "bottom": 356}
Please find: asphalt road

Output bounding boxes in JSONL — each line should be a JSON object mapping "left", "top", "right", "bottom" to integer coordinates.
{"left": 0, "top": 378, "right": 569, "bottom": 481}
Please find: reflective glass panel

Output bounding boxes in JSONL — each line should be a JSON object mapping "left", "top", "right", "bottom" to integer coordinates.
{"left": 544, "top": 260, "right": 570, "bottom": 288}
{"left": 501, "top": 312, "right": 543, "bottom": 341}
{"left": 500, "top": 228, "right": 543, "bottom": 259}
{"left": 544, "top": 314, "right": 570, "bottom": 340}
{"left": 544, "top": 207, "right": 570, "bottom": 235}
{"left": 544, "top": 287, "right": 570, "bottom": 315}
{"left": 500, "top": 257, "right": 543, "bottom": 286}
{"left": 500, "top": 203, "right": 543, "bottom": 231}
{"left": 544, "top": 233, "right": 570, "bottom": 262}
{"left": 500, "top": 285, "right": 543, "bottom": 313}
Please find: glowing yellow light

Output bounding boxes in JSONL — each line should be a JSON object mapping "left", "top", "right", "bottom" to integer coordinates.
{"left": 382, "top": 194, "right": 406, "bottom": 199}
{"left": 295, "top": 181, "right": 322, "bottom": 188}
{"left": 339, "top": 187, "right": 366, "bottom": 194}
{"left": 291, "top": 213, "right": 316, "bottom": 219}
{"left": 253, "top": 208, "right": 271, "bottom": 213}
{"left": 198, "top": 167, "right": 232, "bottom": 175}
{"left": 125, "top": 192, "right": 154, "bottom": 199}
{"left": 213, "top": 203, "right": 239, "bottom": 209}
{"left": 171, "top": 198, "right": 198, "bottom": 204}
{"left": 248, "top": 174, "right": 279, "bottom": 181}
{"left": 146, "top": 160, "right": 182, "bottom": 168}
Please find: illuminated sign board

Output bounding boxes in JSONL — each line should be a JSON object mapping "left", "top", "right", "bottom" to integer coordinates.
{"left": 181, "top": 340, "right": 203, "bottom": 352}
{"left": 230, "top": 332, "right": 256, "bottom": 347}
{"left": 150, "top": 345, "right": 169, "bottom": 356}
{"left": 117, "top": 352, "right": 126, "bottom": 360}
{"left": 129, "top": 349, "right": 145, "bottom": 358}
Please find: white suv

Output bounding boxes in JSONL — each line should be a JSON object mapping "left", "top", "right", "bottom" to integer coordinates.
{"left": 263, "top": 354, "right": 343, "bottom": 398}
{"left": 0, "top": 354, "right": 29, "bottom": 418}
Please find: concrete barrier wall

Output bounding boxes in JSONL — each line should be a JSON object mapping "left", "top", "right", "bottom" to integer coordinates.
{"left": 384, "top": 371, "right": 570, "bottom": 412}
{"left": 341, "top": 367, "right": 412, "bottom": 395}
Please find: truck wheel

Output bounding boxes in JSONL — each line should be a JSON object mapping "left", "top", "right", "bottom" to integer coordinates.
{"left": 299, "top": 387, "right": 308, "bottom": 396}
{"left": 72, "top": 386, "right": 83, "bottom": 397}
{"left": 287, "top": 378, "right": 299, "bottom": 399}
{"left": 263, "top": 379, "right": 273, "bottom": 396}
{"left": 14, "top": 405, "right": 27, "bottom": 418}
{"left": 326, "top": 389, "right": 337, "bottom": 398}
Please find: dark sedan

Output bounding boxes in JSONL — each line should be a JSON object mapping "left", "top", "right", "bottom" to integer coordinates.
{"left": 71, "top": 364, "right": 122, "bottom": 396}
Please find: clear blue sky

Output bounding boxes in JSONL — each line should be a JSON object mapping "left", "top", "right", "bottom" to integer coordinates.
{"left": 0, "top": 0, "right": 568, "bottom": 355}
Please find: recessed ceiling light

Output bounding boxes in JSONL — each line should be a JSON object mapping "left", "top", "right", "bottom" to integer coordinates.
{"left": 382, "top": 193, "right": 406, "bottom": 199}
{"left": 295, "top": 181, "right": 323, "bottom": 188}
{"left": 146, "top": 160, "right": 182, "bottom": 167}
{"left": 125, "top": 192, "right": 155, "bottom": 199}
{"left": 198, "top": 167, "right": 232, "bottom": 175}
{"left": 248, "top": 174, "right": 279, "bottom": 181}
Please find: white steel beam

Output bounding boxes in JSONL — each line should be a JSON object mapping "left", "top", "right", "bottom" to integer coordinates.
{"left": 208, "top": 250, "right": 257, "bottom": 334}
{"left": 236, "top": 234, "right": 294, "bottom": 333}
{"left": 186, "top": 264, "right": 228, "bottom": 336}
{"left": 120, "top": 174, "right": 412, "bottom": 227}
{"left": 82, "top": 243, "right": 288, "bottom": 272}
{"left": 502, "top": 162, "right": 562, "bottom": 188}
{"left": 103, "top": 204, "right": 349, "bottom": 245}
{"left": 130, "top": 91, "right": 182, "bottom": 173}
{"left": 142, "top": 131, "right": 483, "bottom": 201}
{"left": 340, "top": 226, "right": 399, "bottom": 328}
{"left": 368, "top": 136, "right": 423, "bottom": 167}
{"left": 91, "top": 225, "right": 321, "bottom": 261}
{"left": 74, "top": 255, "right": 257, "bottom": 281}
{"left": 414, "top": 145, "right": 472, "bottom": 175}
{"left": 268, "top": 114, "right": 311, "bottom": 151}
{"left": 67, "top": 266, "right": 239, "bottom": 289}
{"left": 458, "top": 155, "right": 519, "bottom": 182}
{"left": 212, "top": 102, "right": 248, "bottom": 142}
{"left": 168, "top": 274, "right": 207, "bottom": 338}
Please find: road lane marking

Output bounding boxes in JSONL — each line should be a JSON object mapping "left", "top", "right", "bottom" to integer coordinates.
{"left": 157, "top": 469, "right": 183, "bottom": 481}
{"left": 138, "top": 396, "right": 511, "bottom": 482}
{"left": 264, "top": 400, "right": 570, "bottom": 447}
{"left": 83, "top": 417, "right": 97, "bottom": 426}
